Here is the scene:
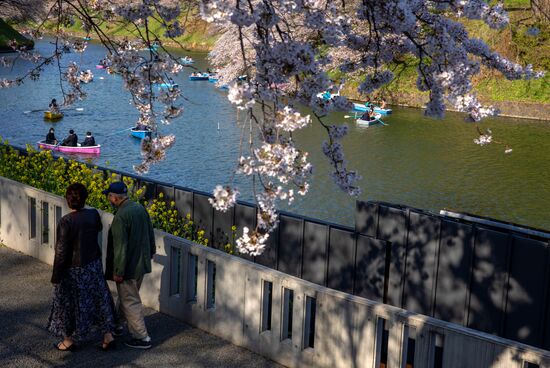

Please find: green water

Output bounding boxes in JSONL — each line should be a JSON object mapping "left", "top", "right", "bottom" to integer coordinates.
{"left": 288, "top": 107, "right": 550, "bottom": 230}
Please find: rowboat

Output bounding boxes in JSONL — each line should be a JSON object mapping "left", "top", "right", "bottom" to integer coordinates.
{"left": 180, "top": 56, "right": 194, "bottom": 64}
{"left": 130, "top": 128, "right": 152, "bottom": 139}
{"left": 316, "top": 91, "right": 340, "bottom": 100}
{"left": 155, "top": 82, "right": 178, "bottom": 89}
{"left": 142, "top": 43, "right": 160, "bottom": 52}
{"left": 353, "top": 102, "right": 392, "bottom": 115}
{"left": 189, "top": 73, "right": 210, "bottom": 81}
{"left": 78, "top": 70, "right": 94, "bottom": 83}
{"left": 37, "top": 141, "right": 101, "bottom": 154}
{"left": 96, "top": 64, "right": 106, "bottom": 69}
{"left": 83, "top": 36, "right": 92, "bottom": 41}
{"left": 356, "top": 113, "right": 383, "bottom": 126}
{"left": 208, "top": 75, "right": 219, "bottom": 83}
{"left": 43, "top": 111, "right": 63, "bottom": 121}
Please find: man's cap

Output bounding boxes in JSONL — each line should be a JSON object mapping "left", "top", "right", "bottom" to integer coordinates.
{"left": 102, "top": 181, "right": 128, "bottom": 195}
{"left": 69, "top": 129, "right": 74, "bottom": 134}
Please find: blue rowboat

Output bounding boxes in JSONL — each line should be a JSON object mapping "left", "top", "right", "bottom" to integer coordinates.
{"left": 352, "top": 102, "right": 392, "bottom": 115}
{"left": 180, "top": 56, "right": 194, "bottom": 64}
{"left": 155, "top": 82, "right": 178, "bottom": 89}
{"left": 83, "top": 36, "right": 92, "bottom": 41}
{"left": 189, "top": 73, "right": 210, "bottom": 81}
{"left": 130, "top": 128, "right": 152, "bottom": 139}
{"left": 356, "top": 113, "right": 383, "bottom": 126}
{"left": 208, "top": 76, "right": 219, "bottom": 83}
{"left": 316, "top": 91, "right": 340, "bottom": 101}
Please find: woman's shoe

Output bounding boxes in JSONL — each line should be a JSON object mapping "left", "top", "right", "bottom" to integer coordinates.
{"left": 101, "top": 339, "right": 117, "bottom": 351}
{"left": 54, "top": 341, "right": 76, "bottom": 352}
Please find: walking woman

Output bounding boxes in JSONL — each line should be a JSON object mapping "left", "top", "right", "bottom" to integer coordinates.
{"left": 47, "top": 183, "right": 116, "bottom": 351}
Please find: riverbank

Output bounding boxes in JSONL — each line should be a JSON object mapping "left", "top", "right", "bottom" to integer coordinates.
{"left": 0, "top": 18, "right": 33, "bottom": 52}
{"left": 343, "top": 87, "right": 550, "bottom": 121}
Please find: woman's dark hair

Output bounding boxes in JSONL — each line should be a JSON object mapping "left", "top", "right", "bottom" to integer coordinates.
{"left": 65, "top": 183, "right": 88, "bottom": 210}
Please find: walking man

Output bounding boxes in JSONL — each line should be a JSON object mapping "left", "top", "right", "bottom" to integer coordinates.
{"left": 103, "top": 182, "right": 156, "bottom": 349}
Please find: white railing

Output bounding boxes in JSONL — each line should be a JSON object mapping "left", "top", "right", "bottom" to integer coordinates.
{"left": 1, "top": 176, "right": 549, "bottom": 368}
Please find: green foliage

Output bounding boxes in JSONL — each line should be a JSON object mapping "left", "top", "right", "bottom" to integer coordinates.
{"left": 0, "top": 18, "right": 34, "bottom": 50}
{"left": 0, "top": 141, "right": 225, "bottom": 249}
{"left": 502, "top": 0, "right": 531, "bottom": 9}
{"left": 145, "top": 193, "right": 208, "bottom": 246}
{"left": 38, "top": 9, "right": 216, "bottom": 51}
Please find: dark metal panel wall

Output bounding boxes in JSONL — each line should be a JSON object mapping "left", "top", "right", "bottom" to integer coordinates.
{"left": 302, "top": 221, "right": 328, "bottom": 286}
{"left": 355, "top": 201, "right": 378, "bottom": 237}
{"left": 504, "top": 236, "right": 549, "bottom": 347}
{"left": 174, "top": 188, "right": 193, "bottom": 220}
{"left": 277, "top": 215, "right": 304, "bottom": 278}
{"left": 155, "top": 184, "right": 175, "bottom": 203}
{"left": 377, "top": 205, "right": 408, "bottom": 308}
{"left": 233, "top": 203, "right": 256, "bottom": 261}
{"left": 467, "top": 227, "right": 510, "bottom": 335}
{"left": 212, "top": 207, "right": 235, "bottom": 251}
{"left": 327, "top": 227, "right": 356, "bottom": 294}
{"left": 354, "top": 235, "right": 388, "bottom": 303}
{"left": 433, "top": 220, "right": 475, "bottom": 325}
{"left": 255, "top": 226, "right": 279, "bottom": 269}
{"left": 402, "top": 211, "right": 441, "bottom": 316}
{"left": 139, "top": 180, "right": 156, "bottom": 200}
{"left": 192, "top": 193, "right": 214, "bottom": 243}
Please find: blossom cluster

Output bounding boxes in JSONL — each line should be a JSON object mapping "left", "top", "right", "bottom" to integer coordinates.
{"left": 209, "top": 185, "right": 239, "bottom": 212}
{"left": 135, "top": 134, "right": 176, "bottom": 174}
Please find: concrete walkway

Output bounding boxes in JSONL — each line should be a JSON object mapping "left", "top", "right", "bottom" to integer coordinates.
{"left": 0, "top": 246, "right": 282, "bottom": 368}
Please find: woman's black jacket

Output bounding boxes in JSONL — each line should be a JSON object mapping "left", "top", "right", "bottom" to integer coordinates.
{"left": 51, "top": 208, "right": 103, "bottom": 283}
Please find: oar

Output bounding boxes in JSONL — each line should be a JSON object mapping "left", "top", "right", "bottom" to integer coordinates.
{"left": 23, "top": 109, "right": 44, "bottom": 114}
{"left": 344, "top": 112, "right": 359, "bottom": 119}
{"left": 25, "top": 107, "right": 84, "bottom": 114}
{"left": 105, "top": 127, "right": 133, "bottom": 137}
{"left": 60, "top": 107, "right": 85, "bottom": 112}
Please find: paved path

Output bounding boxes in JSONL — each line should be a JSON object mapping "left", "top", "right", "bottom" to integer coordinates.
{"left": 0, "top": 246, "right": 282, "bottom": 368}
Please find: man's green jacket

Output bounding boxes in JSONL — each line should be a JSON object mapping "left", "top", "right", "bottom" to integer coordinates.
{"left": 105, "top": 199, "right": 156, "bottom": 280}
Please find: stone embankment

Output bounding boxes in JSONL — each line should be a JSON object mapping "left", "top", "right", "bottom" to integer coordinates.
{"left": 343, "top": 89, "right": 550, "bottom": 121}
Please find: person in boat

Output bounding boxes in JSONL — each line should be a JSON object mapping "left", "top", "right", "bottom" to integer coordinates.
{"left": 369, "top": 106, "right": 376, "bottom": 119}
{"left": 135, "top": 123, "right": 151, "bottom": 132}
{"left": 379, "top": 99, "right": 387, "bottom": 109}
{"left": 82, "top": 131, "right": 96, "bottom": 146}
{"left": 61, "top": 129, "right": 78, "bottom": 147}
{"left": 360, "top": 112, "right": 370, "bottom": 120}
{"left": 49, "top": 99, "right": 60, "bottom": 114}
{"left": 45, "top": 128, "right": 58, "bottom": 145}
{"left": 361, "top": 106, "right": 375, "bottom": 121}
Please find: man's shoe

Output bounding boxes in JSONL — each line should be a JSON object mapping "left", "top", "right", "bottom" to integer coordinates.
{"left": 113, "top": 326, "right": 124, "bottom": 337}
{"left": 125, "top": 338, "right": 152, "bottom": 349}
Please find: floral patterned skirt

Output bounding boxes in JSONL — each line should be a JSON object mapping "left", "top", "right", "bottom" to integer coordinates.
{"left": 47, "top": 258, "right": 115, "bottom": 342}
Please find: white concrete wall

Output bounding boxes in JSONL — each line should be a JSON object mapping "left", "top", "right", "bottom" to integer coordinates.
{"left": 1, "top": 176, "right": 549, "bottom": 368}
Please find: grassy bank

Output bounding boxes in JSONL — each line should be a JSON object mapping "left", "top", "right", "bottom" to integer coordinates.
{"left": 0, "top": 18, "right": 34, "bottom": 52}
{"left": 38, "top": 9, "right": 216, "bottom": 52}
{"left": 341, "top": 5, "right": 550, "bottom": 118}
